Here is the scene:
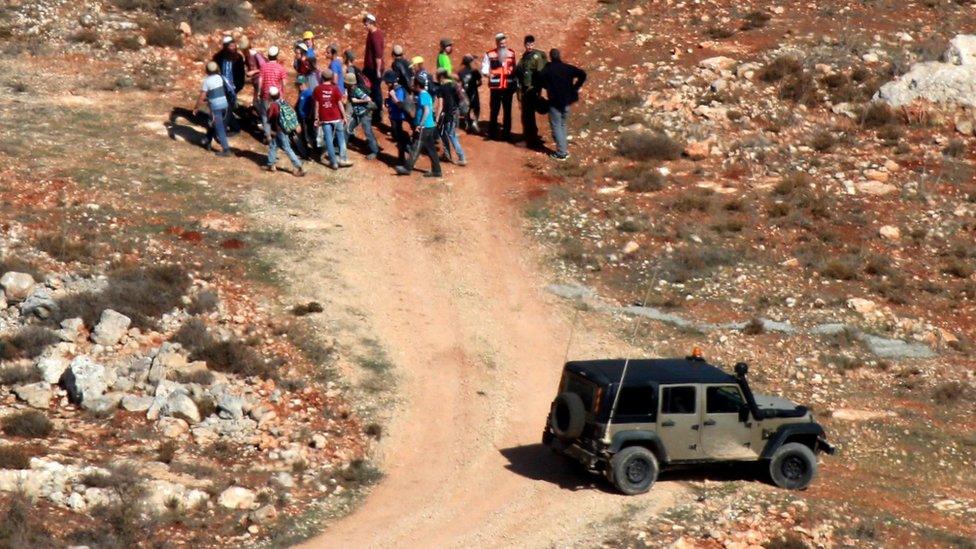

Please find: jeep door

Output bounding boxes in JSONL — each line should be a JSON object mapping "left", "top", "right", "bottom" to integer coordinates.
{"left": 656, "top": 385, "right": 701, "bottom": 461}
{"left": 701, "top": 384, "right": 757, "bottom": 460}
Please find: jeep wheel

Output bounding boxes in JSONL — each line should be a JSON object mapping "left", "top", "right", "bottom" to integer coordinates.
{"left": 609, "top": 446, "right": 659, "bottom": 495}
{"left": 550, "top": 392, "right": 586, "bottom": 441}
{"left": 769, "top": 442, "right": 817, "bottom": 490}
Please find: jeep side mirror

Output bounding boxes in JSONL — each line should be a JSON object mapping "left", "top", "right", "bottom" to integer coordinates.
{"left": 738, "top": 403, "right": 750, "bottom": 423}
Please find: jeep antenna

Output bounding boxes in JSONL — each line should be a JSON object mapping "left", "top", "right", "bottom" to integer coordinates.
{"left": 605, "top": 267, "right": 659, "bottom": 438}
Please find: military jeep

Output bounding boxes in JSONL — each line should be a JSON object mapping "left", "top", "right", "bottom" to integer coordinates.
{"left": 542, "top": 354, "right": 835, "bottom": 494}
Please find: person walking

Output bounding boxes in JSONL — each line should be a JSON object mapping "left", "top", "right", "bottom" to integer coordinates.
{"left": 538, "top": 48, "right": 586, "bottom": 160}
{"left": 327, "top": 44, "right": 346, "bottom": 94}
{"left": 265, "top": 87, "right": 306, "bottom": 176}
{"left": 344, "top": 49, "right": 368, "bottom": 88}
{"left": 362, "top": 13, "right": 385, "bottom": 125}
{"left": 384, "top": 70, "right": 410, "bottom": 165}
{"left": 301, "top": 31, "right": 317, "bottom": 61}
{"left": 515, "top": 35, "right": 548, "bottom": 149}
{"left": 391, "top": 45, "right": 414, "bottom": 91}
{"left": 395, "top": 76, "right": 442, "bottom": 178}
{"left": 212, "top": 36, "right": 245, "bottom": 131}
{"left": 313, "top": 69, "right": 352, "bottom": 170}
{"left": 346, "top": 72, "right": 380, "bottom": 159}
{"left": 295, "top": 75, "right": 317, "bottom": 158}
{"left": 437, "top": 38, "right": 454, "bottom": 76}
{"left": 436, "top": 69, "right": 466, "bottom": 166}
{"left": 256, "top": 45, "right": 287, "bottom": 143}
{"left": 411, "top": 56, "right": 430, "bottom": 90}
{"left": 458, "top": 54, "right": 482, "bottom": 133}
{"left": 481, "top": 33, "right": 517, "bottom": 141}
{"left": 193, "top": 61, "right": 234, "bottom": 157}
{"left": 240, "top": 36, "right": 263, "bottom": 124}
{"left": 293, "top": 42, "right": 320, "bottom": 88}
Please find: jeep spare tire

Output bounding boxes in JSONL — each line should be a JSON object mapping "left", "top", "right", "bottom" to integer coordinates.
{"left": 550, "top": 392, "right": 586, "bottom": 441}
{"left": 769, "top": 442, "right": 817, "bottom": 490}
{"left": 609, "top": 446, "right": 659, "bottom": 495}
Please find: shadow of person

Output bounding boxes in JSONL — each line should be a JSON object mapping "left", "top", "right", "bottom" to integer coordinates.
{"left": 165, "top": 107, "right": 208, "bottom": 148}
{"left": 498, "top": 443, "right": 616, "bottom": 493}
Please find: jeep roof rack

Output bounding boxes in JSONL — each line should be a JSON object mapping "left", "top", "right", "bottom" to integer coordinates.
{"left": 565, "top": 359, "right": 736, "bottom": 386}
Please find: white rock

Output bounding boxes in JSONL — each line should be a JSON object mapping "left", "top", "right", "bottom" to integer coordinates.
{"left": 159, "top": 392, "right": 200, "bottom": 424}
{"left": 63, "top": 356, "right": 112, "bottom": 404}
{"left": 944, "top": 34, "right": 976, "bottom": 66}
{"left": 698, "top": 56, "right": 737, "bottom": 72}
{"left": 879, "top": 225, "right": 901, "bottom": 240}
{"left": 36, "top": 349, "right": 71, "bottom": 384}
{"left": 92, "top": 309, "right": 131, "bottom": 346}
{"left": 121, "top": 394, "right": 154, "bottom": 412}
{"left": 157, "top": 417, "right": 189, "bottom": 438}
{"left": 847, "top": 298, "right": 878, "bottom": 315}
{"left": 0, "top": 272, "right": 35, "bottom": 302}
{"left": 13, "top": 382, "right": 52, "bottom": 409}
{"left": 218, "top": 486, "right": 256, "bottom": 509}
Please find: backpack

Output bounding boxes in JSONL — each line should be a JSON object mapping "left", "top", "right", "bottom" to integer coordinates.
{"left": 277, "top": 100, "right": 299, "bottom": 133}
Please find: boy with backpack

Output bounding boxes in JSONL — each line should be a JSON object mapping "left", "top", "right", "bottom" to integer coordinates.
{"left": 265, "top": 87, "right": 305, "bottom": 176}
{"left": 193, "top": 61, "right": 234, "bottom": 157}
{"left": 345, "top": 73, "right": 380, "bottom": 160}
{"left": 436, "top": 69, "right": 467, "bottom": 166}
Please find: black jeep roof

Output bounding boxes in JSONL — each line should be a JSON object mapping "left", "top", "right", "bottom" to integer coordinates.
{"left": 565, "top": 358, "right": 737, "bottom": 387}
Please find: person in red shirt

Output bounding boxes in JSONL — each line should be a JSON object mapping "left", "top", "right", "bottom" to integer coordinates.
{"left": 256, "top": 45, "right": 287, "bottom": 143}
{"left": 313, "top": 69, "right": 352, "bottom": 170}
{"left": 363, "top": 13, "right": 385, "bottom": 125}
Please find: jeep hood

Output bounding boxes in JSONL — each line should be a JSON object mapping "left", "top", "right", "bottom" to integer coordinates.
{"left": 753, "top": 393, "right": 808, "bottom": 418}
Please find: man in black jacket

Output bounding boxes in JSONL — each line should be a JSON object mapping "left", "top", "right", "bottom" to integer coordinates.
{"left": 213, "top": 36, "right": 246, "bottom": 131}
{"left": 538, "top": 48, "right": 586, "bottom": 160}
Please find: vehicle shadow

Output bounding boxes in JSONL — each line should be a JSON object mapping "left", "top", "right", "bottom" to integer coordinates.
{"left": 498, "top": 444, "right": 616, "bottom": 493}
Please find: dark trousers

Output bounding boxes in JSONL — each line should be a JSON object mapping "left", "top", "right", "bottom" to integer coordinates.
{"left": 406, "top": 127, "right": 441, "bottom": 175}
{"left": 391, "top": 119, "right": 409, "bottom": 164}
{"left": 488, "top": 87, "right": 515, "bottom": 140}
{"left": 462, "top": 92, "right": 480, "bottom": 132}
{"left": 367, "top": 68, "right": 384, "bottom": 125}
{"left": 520, "top": 90, "right": 541, "bottom": 144}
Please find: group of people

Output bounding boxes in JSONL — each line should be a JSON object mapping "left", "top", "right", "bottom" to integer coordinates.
{"left": 192, "top": 14, "right": 588, "bottom": 179}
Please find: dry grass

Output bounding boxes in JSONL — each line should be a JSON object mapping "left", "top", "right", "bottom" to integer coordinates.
{"left": 0, "top": 492, "right": 56, "bottom": 548}
{"left": 625, "top": 170, "right": 666, "bottom": 193}
{"left": 862, "top": 102, "right": 898, "bottom": 128}
{"left": 0, "top": 445, "right": 30, "bottom": 469}
{"left": 659, "top": 245, "right": 737, "bottom": 283}
{"left": 56, "top": 264, "right": 190, "bottom": 329}
{"left": 144, "top": 22, "right": 183, "bottom": 48}
{"left": 34, "top": 233, "right": 92, "bottom": 263}
{"left": 173, "top": 319, "right": 272, "bottom": 379}
{"left": 1, "top": 411, "right": 53, "bottom": 439}
{"left": 740, "top": 10, "right": 771, "bottom": 31}
{"left": 188, "top": 0, "right": 251, "bottom": 32}
{"left": 932, "top": 381, "right": 970, "bottom": 405}
{"left": 253, "top": 0, "right": 308, "bottom": 22}
{"left": 616, "top": 131, "right": 683, "bottom": 161}
{"left": 810, "top": 130, "right": 835, "bottom": 152}
{"left": 758, "top": 56, "right": 803, "bottom": 83}
{"left": 0, "top": 327, "right": 61, "bottom": 361}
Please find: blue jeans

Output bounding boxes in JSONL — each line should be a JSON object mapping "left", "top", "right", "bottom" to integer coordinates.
{"left": 439, "top": 114, "right": 465, "bottom": 162}
{"left": 268, "top": 131, "right": 302, "bottom": 169}
{"left": 317, "top": 121, "right": 348, "bottom": 165}
{"left": 348, "top": 112, "right": 379, "bottom": 155}
{"left": 548, "top": 106, "right": 569, "bottom": 155}
{"left": 206, "top": 107, "right": 231, "bottom": 152}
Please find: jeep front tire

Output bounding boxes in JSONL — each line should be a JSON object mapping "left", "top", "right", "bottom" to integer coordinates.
{"left": 609, "top": 446, "right": 659, "bottom": 495}
{"left": 769, "top": 442, "right": 817, "bottom": 490}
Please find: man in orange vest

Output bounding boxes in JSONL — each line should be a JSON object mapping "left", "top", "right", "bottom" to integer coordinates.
{"left": 481, "top": 33, "right": 517, "bottom": 141}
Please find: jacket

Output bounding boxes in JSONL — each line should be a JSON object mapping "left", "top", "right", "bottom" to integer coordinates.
{"left": 539, "top": 60, "right": 587, "bottom": 110}
{"left": 516, "top": 48, "right": 548, "bottom": 91}
{"left": 392, "top": 57, "right": 414, "bottom": 90}
{"left": 213, "top": 50, "right": 246, "bottom": 92}
{"left": 481, "top": 47, "right": 516, "bottom": 90}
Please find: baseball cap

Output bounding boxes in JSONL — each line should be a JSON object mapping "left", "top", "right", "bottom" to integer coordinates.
{"left": 268, "top": 45, "right": 280, "bottom": 58}
{"left": 363, "top": 13, "right": 376, "bottom": 23}
{"left": 495, "top": 33, "right": 506, "bottom": 42}
{"left": 205, "top": 61, "right": 219, "bottom": 74}
{"left": 221, "top": 35, "right": 234, "bottom": 45}
{"left": 411, "top": 55, "right": 424, "bottom": 66}
{"left": 303, "top": 31, "right": 314, "bottom": 40}
{"left": 269, "top": 86, "right": 280, "bottom": 97}
{"left": 440, "top": 38, "right": 453, "bottom": 48}
{"left": 344, "top": 73, "right": 357, "bottom": 85}
{"left": 392, "top": 44, "right": 404, "bottom": 56}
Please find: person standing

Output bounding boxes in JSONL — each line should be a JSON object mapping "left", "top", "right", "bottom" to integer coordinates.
{"left": 391, "top": 45, "right": 414, "bottom": 91}
{"left": 458, "top": 54, "right": 482, "bottom": 133}
{"left": 481, "top": 33, "right": 517, "bottom": 141}
{"left": 327, "top": 44, "right": 346, "bottom": 94}
{"left": 256, "top": 45, "right": 287, "bottom": 143}
{"left": 539, "top": 48, "right": 586, "bottom": 160}
{"left": 193, "top": 61, "right": 233, "bottom": 157}
{"left": 362, "top": 13, "right": 385, "bottom": 125}
{"left": 265, "top": 87, "right": 305, "bottom": 176}
{"left": 212, "top": 36, "right": 245, "bottom": 131}
{"left": 395, "top": 77, "right": 442, "bottom": 178}
{"left": 346, "top": 72, "right": 379, "bottom": 160}
{"left": 293, "top": 42, "right": 319, "bottom": 88}
{"left": 313, "top": 68, "right": 352, "bottom": 170}
{"left": 302, "top": 31, "right": 317, "bottom": 61}
{"left": 436, "top": 69, "right": 466, "bottom": 166}
{"left": 295, "top": 75, "right": 317, "bottom": 158}
{"left": 384, "top": 70, "right": 410, "bottom": 166}
{"left": 344, "top": 49, "right": 368, "bottom": 88}
{"left": 240, "top": 36, "right": 263, "bottom": 123}
{"left": 411, "top": 56, "right": 430, "bottom": 90}
{"left": 437, "top": 38, "right": 454, "bottom": 76}
{"left": 515, "top": 35, "right": 548, "bottom": 149}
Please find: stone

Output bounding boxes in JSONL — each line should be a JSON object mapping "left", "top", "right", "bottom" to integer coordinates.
{"left": 956, "top": 116, "right": 974, "bottom": 136}
{"left": 36, "top": 350, "right": 71, "bottom": 384}
{"left": 0, "top": 272, "right": 35, "bottom": 302}
{"left": 877, "top": 60, "right": 976, "bottom": 108}
{"left": 943, "top": 34, "right": 976, "bottom": 66}
{"left": 159, "top": 392, "right": 200, "bottom": 424}
{"left": 149, "top": 343, "right": 186, "bottom": 385}
{"left": 20, "top": 287, "right": 58, "bottom": 319}
{"left": 58, "top": 317, "right": 85, "bottom": 342}
{"left": 847, "top": 298, "right": 878, "bottom": 315}
{"left": 121, "top": 394, "right": 154, "bottom": 412}
{"left": 855, "top": 181, "right": 897, "bottom": 195}
{"left": 13, "top": 382, "right": 52, "bottom": 409}
{"left": 92, "top": 309, "right": 131, "bottom": 346}
{"left": 178, "top": 21, "right": 191, "bottom": 35}
{"left": 157, "top": 417, "right": 189, "bottom": 438}
{"left": 82, "top": 393, "right": 123, "bottom": 414}
{"left": 864, "top": 169, "right": 889, "bottom": 182}
{"left": 684, "top": 140, "right": 710, "bottom": 160}
{"left": 831, "top": 408, "right": 896, "bottom": 421}
{"left": 271, "top": 472, "right": 294, "bottom": 489}
{"left": 218, "top": 486, "right": 256, "bottom": 510}
{"left": 621, "top": 241, "right": 640, "bottom": 255}
{"left": 249, "top": 504, "right": 278, "bottom": 524}
{"left": 147, "top": 380, "right": 187, "bottom": 420}
{"left": 311, "top": 433, "right": 327, "bottom": 449}
{"left": 216, "top": 393, "right": 245, "bottom": 420}
{"left": 698, "top": 56, "right": 737, "bottom": 72}
{"left": 62, "top": 356, "right": 111, "bottom": 404}
{"left": 879, "top": 225, "right": 901, "bottom": 240}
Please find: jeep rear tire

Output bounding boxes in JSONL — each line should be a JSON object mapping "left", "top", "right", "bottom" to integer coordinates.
{"left": 550, "top": 392, "right": 586, "bottom": 441}
{"left": 609, "top": 446, "right": 659, "bottom": 495}
{"left": 769, "top": 442, "right": 817, "bottom": 490}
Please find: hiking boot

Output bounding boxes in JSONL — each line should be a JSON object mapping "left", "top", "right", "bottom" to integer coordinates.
{"left": 394, "top": 165, "right": 410, "bottom": 176}
{"left": 423, "top": 172, "right": 443, "bottom": 179}
{"left": 550, "top": 152, "right": 569, "bottom": 161}
{"left": 366, "top": 153, "right": 378, "bottom": 160}
{"left": 338, "top": 160, "right": 354, "bottom": 168}
{"left": 294, "top": 167, "right": 306, "bottom": 177}
{"left": 216, "top": 150, "right": 232, "bottom": 157}
{"left": 440, "top": 154, "right": 453, "bottom": 163}
{"left": 263, "top": 165, "right": 277, "bottom": 172}
{"left": 329, "top": 162, "right": 339, "bottom": 170}
{"left": 456, "top": 159, "right": 468, "bottom": 167}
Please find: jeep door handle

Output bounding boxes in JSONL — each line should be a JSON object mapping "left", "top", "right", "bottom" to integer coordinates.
{"left": 691, "top": 424, "right": 699, "bottom": 430}
{"left": 661, "top": 420, "right": 675, "bottom": 427}
{"left": 703, "top": 419, "right": 716, "bottom": 426}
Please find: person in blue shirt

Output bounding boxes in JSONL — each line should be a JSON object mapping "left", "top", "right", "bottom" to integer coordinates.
{"left": 384, "top": 70, "right": 409, "bottom": 165}
{"left": 327, "top": 43, "right": 345, "bottom": 94}
{"left": 294, "top": 75, "right": 317, "bottom": 159}
{"left": 395, "top": 76, "right": 442, "bottom": 178}
{"left": 302, "top": 30, "right": 317, "bottom": 61}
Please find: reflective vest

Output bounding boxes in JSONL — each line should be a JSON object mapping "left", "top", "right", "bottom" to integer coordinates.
{"left": 486, "top": 48, "right": 516, "bottom": 90}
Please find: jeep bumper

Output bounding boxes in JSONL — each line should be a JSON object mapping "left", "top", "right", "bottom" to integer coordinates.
{"left": 817, "top": 436, "right": 837, "bottom": 455}
{"left": 542, "top": 429, "right": 605, "bottom": 470}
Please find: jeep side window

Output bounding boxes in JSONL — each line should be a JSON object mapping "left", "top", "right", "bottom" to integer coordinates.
{"left": 615, "top": 386, "right": 656, "bottom": 421}
{"left": 706, "top": 385, "right": 745, "bottom": 414}
{"left": 661, "top": 386, "right": 696, "bottom": 414}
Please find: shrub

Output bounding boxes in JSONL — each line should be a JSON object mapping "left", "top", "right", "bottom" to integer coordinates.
{"left": 876, "top": 124, "right": 902, "bottom": 143}
{"left": 779, "top": 72, "right": 818, "bottom": 105}
{"left": 0, "top": 445, "right": 30, "bottom": 469}
{"left": 0, "top": 364, "right": 41, "bottom": 386}
{"left": 758, "top": 56, "right": 802, "bottom": 83}
{"left": 56, "top": 264, "right": 190, "bottom": 329}
{"left": 774, "top": 172, "right": 809, "bottom": 195}
{"left": 70, "top": 29, "right": 100, "bottom": 44}
{"left": 187, "top": 290, "right": 219, "bottom": 315}
{"left": 943, "top": 259, "right": 974, "bottom": 278}
{"left": 292, "top": 301, "right": 324, "bottom": 316}
{"left": 112, "top": 35, "right": 143, "bottom": 51}
{"left": 864, "top": 254, "right": 894, "bottom": 277}
{"left": 0, "top": 257, "right": 44, "bottom": 281}
{"left": 943, "top": 139, "right": 966, "bottom": 158}
{"left": 706, "top": 26, "right": 735, "bottom": 40}
{"left": 0, "top": 492, "right": 56, "bottom": 547}
{"left": 670, "top": 191, "right": 713, "bottom": 213}
{"left": 365, "top": 423, "right": 383, "bottom": 439}
{"left": 660, "top": 245, "right": 737, "bottom": 283}
{"left": 616, "top": 131, "right": 683, "bottom": 161}
{"left": 157, "top": 440, "right": 177, "bottom": 464}
{"left": 740, "top": 10, "right": 771, "bottom": 30}
{"left": 175, "top": 320, "right": 271, "bottom": 378}
{"left": 625, "top": 169, "right": 666, "bottom": 193}
{"left": 253, "top": 0, "right": 308, "bottom": 22}
{"left": 1, "top": 411, "right": 53, "bottom": 438}
{"left": 810, "top": 130, "right": 835, "bottom": 152}
{"left": 174, "top": 368, "right": 215, "bottom": 385}
{"left": 0, "top": 327, "right": 61, "bottom": 361}
{"left": 340, "top": 459, "right": 383, "bottom": 485}
{"left": 932, "top": 381, "right": 970, "bottom": 405}
{"left": 743, "top": 318, "right": 765, "bottom": 335}
{"left": 144, "top": 22, "right": 182, "bottom": 47}
{"left": 34, "top": 233, "right": 92, "bottom": 263}
{"left": 862, "top": 102, "right": 897, "bottom": 128}
{"left": 821, "top": 257, "right": 860, "bottom": 280}
{"left": 189, "top": 0, "right": 251, "bottom": 33}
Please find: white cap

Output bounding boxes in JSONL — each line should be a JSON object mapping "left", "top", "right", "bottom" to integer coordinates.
{"left": 364, "top": 13, "right": 376, "bottom": 22}
{"left": 269, "top": 86, "right": 280, "bottom": 97}
{"left": 221, "top": 35, "right": 234, "bottom": 45}
{"left": 268, "top": 45, "right": 280, "bottom": 57}
{"left": 495, "top": 33, "right": 506, "bottom": 42}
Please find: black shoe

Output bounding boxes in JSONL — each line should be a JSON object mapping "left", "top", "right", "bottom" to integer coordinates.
{"left": 216, "top": 150, "right": 232, "bottom": 157}
{"left": 423, "top": 172, "right": 443, "bottom": 178}
{"left": 550, "top": 152, "right": 569, "bottom": 161}
{"left": 395, "top": 165, "right": 410, "bottom": 176}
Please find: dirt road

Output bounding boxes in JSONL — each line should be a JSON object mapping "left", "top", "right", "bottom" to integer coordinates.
{"left": 245, "top": 1, "right": 688, "bottom": 546}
